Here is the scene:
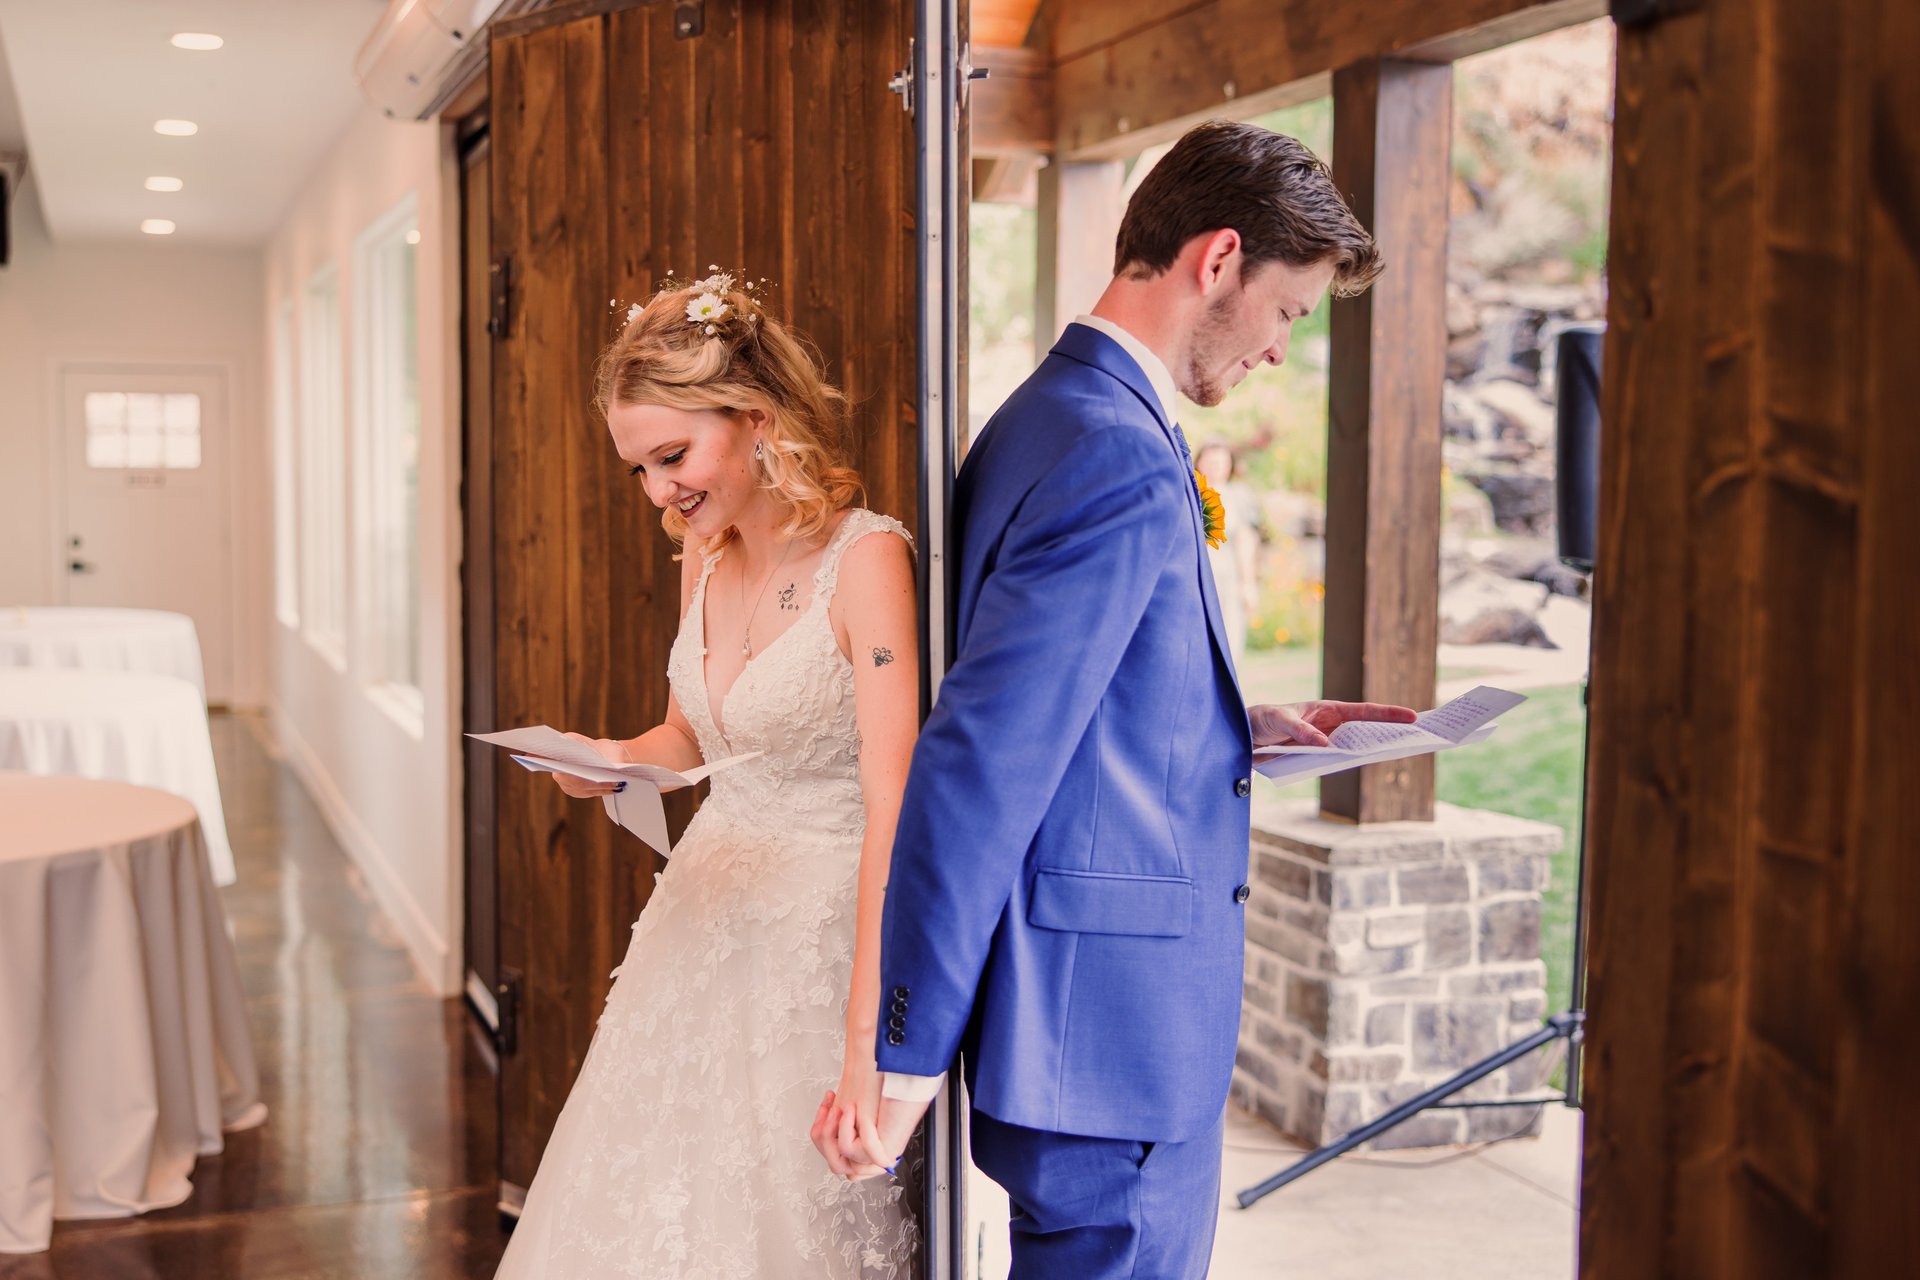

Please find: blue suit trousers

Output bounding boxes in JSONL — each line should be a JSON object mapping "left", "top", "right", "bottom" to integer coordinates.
{"left": 970, "top": 1107, "right": 1225, "bottom": 1279}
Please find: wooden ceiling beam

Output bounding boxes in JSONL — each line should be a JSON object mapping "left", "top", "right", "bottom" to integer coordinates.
{"left": 1049, "top": 0, "right": 1606, "bottom": 159}
{"left": 973, "top": 0, "right": 1048, "bottom": 49}
{"left": 972, "top": 155, "right": 1044, "bottom": 204}
{"left": 971, "top": 44, "right": 1055, "bottom": 156}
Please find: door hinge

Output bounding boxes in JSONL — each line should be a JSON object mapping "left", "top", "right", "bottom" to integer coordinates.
{"left": 488, "top": 255, "right": 512, "bottom": 338}
{"left": 1610, "top": 0, "right": 1704, "bottom": 28}
{"left": 496, "top": 967, "right": 523, "bottom": 1057}
{"left": 888, "top": 37, "right": 915, "bottom": 117}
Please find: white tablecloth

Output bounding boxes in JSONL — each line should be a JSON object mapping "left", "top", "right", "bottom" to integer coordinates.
{"left": 0, "top": 669, "right": 235, "bottom": 885}
{"left": 0, "top": 607, "right": 207, "bottom": 701}
{"left": 0, "top": 773, "right": 265, "bottom": 1254}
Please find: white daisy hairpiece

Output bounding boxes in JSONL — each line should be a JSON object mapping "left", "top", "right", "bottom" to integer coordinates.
{"left": 610, "top": 268, "right": 775, "bottom": 338}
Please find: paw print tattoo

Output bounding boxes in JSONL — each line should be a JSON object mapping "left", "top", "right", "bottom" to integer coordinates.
{"left": 777, "top": 583, "right": 798, "bottom": 611}
{"left": 872, "top": 647, "right": 895, "bottom": 668}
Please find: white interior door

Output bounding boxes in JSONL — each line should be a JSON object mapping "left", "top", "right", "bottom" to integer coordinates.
{"left": 59, "top": 365, "right": 234, "bottom": 703}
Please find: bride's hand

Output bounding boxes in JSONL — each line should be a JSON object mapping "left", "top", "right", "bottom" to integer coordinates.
{"left": 550, "top": 732, "right": 630, "bottom": 799}
{"left": 811, "top": 1050, "right": 892, "bottom": 1181}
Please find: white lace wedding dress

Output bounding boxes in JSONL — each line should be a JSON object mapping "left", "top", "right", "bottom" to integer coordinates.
{"left": 496, "top": 509, "right": 918, "bottom": 1279}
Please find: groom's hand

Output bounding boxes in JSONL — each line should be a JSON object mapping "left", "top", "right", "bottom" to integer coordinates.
{"left": 1249, "top": 700, "right": 1418, "bottom": 749}
{"left": 861, "top": 1094, "right": 934, "bottom": 1182}
{"left": 817, "top": 1092, "right": 932, "bottom": 1184}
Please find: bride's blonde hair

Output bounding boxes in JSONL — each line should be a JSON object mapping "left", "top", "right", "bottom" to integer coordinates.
{"left": 595, "top": 282, "right": 863, "bottom": 554}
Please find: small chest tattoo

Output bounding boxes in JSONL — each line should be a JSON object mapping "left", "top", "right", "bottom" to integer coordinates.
{"left": 777, "top": 583, "right": 798, "bottom": 611}
{"left": 872, "top": 647, "right": 895, "bottom": 668}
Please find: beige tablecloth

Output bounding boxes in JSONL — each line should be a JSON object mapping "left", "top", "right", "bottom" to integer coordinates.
{"left": 0, "top": 774, "right": 265, "bottom": 1254}
{"left": 0, "top": 669, "right": 235, "bottom": 885}
{"left": 0, "top": 608, "right": 207, "bottom": 701}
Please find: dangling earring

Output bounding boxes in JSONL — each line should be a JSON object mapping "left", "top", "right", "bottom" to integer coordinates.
{"left": 754, "top": 439, "right": 765, "bottom": 461}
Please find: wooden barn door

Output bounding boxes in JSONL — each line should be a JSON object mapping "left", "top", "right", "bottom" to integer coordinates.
{"left": 485, "top": 0, "right": 920, "bottom": 1213}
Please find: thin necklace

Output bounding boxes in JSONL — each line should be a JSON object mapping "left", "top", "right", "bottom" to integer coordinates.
{"left": 739, "top": 534, "right": 797, "bottom": 658}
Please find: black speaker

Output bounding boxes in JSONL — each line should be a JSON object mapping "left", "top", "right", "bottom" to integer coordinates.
{"left": 1554, "top": 325, "right": 1604, "bottom": 573}
{"left": 0, "top": 170, "right": 10, "bottom": 269}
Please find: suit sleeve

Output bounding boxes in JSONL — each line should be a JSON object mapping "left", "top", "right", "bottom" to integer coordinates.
{"left": 876, "top": 417, "right": 1185, "bottom": 1075}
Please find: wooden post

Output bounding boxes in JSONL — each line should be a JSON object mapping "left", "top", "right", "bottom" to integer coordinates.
{"left": 1581, "top": 0, "right": 1920, "bottom": 1274}
{"left": 1035, "top": 158, "right": 1125, "bottom": 345}
{"left": 1319, "top": 58, "right": 1451, "bottom": 824}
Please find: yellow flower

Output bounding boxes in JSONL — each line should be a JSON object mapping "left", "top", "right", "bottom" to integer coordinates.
{"left": 1195, "top": 470, "right": 1227, "bottom": 549}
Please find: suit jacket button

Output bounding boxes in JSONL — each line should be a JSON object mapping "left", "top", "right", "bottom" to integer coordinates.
{"left": 887, "top": 1031, "right": 905, "bottom": 1046}
{"left": 1234, "top": 883, "right": 1252, "bottom": 904}
{"left": 891, "top": 999, "right": 909, "bottom": 1015}
{"left": 893, "top": 985, "right": 910, "bottom": 1000}
{"left": 1235, "top": 777, "right": 1252, "bottom": 798}
{"left": 888, "top": 1015, "right": 906, "bottom": 1031}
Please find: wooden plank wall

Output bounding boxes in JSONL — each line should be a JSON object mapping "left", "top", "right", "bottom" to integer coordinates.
{"left": 488, "top": 0, "right": 915, "bottom": 1184}
{"left": 1581, "top": 0, "right": 1920, "bottom": 1273}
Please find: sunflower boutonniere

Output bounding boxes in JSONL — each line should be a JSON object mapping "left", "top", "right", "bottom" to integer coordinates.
{"left": 1195, "top": 469, "right": 1227, "bottom": 549}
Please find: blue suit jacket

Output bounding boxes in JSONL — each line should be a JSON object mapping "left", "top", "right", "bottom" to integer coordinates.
{"left": 877, "top": 323, "right": 1255, "bottom": 1143}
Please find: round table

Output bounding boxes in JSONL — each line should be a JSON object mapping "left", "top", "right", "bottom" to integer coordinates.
{"left": 0, "top": 774, "right": 265, "bottom": 1255}
{"left": 0, "top": 669, "right": 235, "bottom": 885}
{"left": 0, "top": 607, "right": 207, "bottom": 701}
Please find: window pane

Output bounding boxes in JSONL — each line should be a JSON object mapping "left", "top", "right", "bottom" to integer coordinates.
{"left": 164, "top": 394, "right": 201, "bottom": 432}
{"left": 356, "top": 205, "right": 422, "bottom": 696}
{"left": 85, "top": 392, "right": 127, "bottom": 431}
{"left": 88, "top": 433, "right": 128, "bottom": 468}
{"left": 126, "top": 394, "right": 165, "bottom": 432}
{"left": 163, "top": 433, "right": 202, "bottom": 469}
{"left": 125, "top": 431, "right": 164, "bottom": 469}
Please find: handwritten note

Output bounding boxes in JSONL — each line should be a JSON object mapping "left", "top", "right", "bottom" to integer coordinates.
{"left": 1253, "top": 687, "right": 1527, "bottom": 786}
{"left": 467, "top": 726, "right": 760, "bottom": 857}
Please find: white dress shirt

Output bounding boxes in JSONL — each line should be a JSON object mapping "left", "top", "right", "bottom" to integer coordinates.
{"left": 879, "top": 315, "right": 1179, "bottom": 1107}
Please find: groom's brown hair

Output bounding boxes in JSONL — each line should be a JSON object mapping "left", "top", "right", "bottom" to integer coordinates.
{"left": 1114, "top": 119, "right": 1384, "bottom": 297}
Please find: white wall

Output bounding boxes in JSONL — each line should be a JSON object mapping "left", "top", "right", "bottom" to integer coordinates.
{"left": 0, "top": 183, "right": 270, "bottom": 706}
{"left": 263, "top": 105, "right": 465, "bottom": 995}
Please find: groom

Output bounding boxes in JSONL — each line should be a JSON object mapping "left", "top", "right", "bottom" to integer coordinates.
{"left": 866, "top": 121, "right": 1407, "bottom": 1275}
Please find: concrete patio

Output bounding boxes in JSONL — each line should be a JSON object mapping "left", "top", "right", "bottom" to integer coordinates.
{"left": 966, "top": 1101, "right": 1580, "bottom": 1278}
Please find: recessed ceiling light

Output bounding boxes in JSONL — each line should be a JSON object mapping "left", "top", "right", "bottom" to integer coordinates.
{"left": 145, "top": 176, "right": 184, "bottom": 193}
{"left": 153, "top": 119, "right": 198, "bottom": 137}
{"left": 141, "top": 219, "right": 177, "bottom": 235}
{"left": 170, "top": 33, "right": 224, "bottom": 51}
{"left": 405, "top": 229, "right": 421, "bottom": 245}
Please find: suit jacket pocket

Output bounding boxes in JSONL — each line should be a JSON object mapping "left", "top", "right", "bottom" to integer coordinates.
{"left": 1027, "top": 868, "right": 1194, "bottom": 938}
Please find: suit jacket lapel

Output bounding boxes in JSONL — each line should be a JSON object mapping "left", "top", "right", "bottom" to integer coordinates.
{"left": 1052, "top": 325, "right": 1243, "bottom": 695}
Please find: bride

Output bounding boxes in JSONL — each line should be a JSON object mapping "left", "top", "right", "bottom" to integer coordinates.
{"left": 494, "top": 274, "right": 919, "bottom": 1278}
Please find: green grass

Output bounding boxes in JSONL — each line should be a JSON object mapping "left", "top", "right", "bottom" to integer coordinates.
{"left": 1434, "top": 682, "right": 1586, "bottom": 1021}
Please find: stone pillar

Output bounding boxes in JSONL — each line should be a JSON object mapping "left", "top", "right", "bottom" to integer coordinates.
{"left": 1234, "top": 798, "right": 1563, "bottom": 1150}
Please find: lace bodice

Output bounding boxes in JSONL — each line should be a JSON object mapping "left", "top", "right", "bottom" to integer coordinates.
{"left": 493, "top": 506, "right": 918, "bottom": 1279}
{"left": 668, "top": 508, "right": 912, "bottom": 842}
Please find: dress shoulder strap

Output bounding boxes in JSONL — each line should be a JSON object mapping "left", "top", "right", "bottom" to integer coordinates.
{"left": 811, "top": 508, "right": 913, "bottom": 608}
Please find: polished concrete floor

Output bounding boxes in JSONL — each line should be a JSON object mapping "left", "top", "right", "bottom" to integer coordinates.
{"left": 0, "top": 714, "right": 508, "bottom": 1280}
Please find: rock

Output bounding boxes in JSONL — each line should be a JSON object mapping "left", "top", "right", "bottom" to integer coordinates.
{"left": 1446, "top": 279, "right": 1481, "bottom": 336}
{"left": 1445, "top": 608, "right": 1554, "bottom": 648}
{"left": 1478, "top": 280, "right": 1595, "bottom": 314}
{"left": 1447, "top": 332, "right": 1489, "bottom": 384}
{"left": 1446, "top": 484, "right": 1498, "bottom": 538}
{"left": 1473, "top": 378, "right": 1557, "bottom": 447}
{"left": 1439, "top": 568, "right": 1557, "bottom": 649}
{"left": 1480, "top": 539, "right": 1588, "bottom": 597}
{"left": 1442, "top": 382, "right": 1500, "bottom": 442}
{"left": 1461, "top": 471, "right": 1556, "bottom": 535}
